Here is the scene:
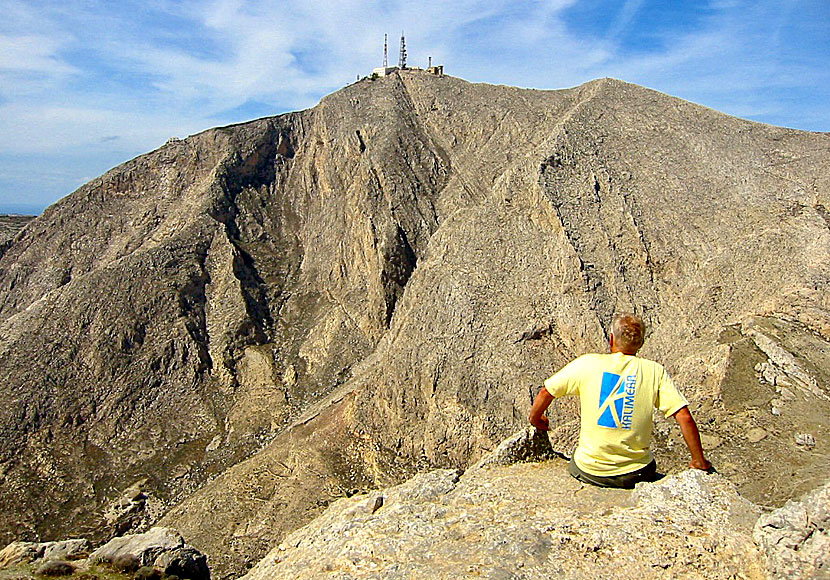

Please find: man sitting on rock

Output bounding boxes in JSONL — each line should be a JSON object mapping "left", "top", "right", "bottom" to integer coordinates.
{"left": 529, "top": 313, "right": 711, "bottom": 488}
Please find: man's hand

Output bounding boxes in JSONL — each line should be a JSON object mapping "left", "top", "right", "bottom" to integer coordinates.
{"left": 689, "top": 457, "right": 713, "bottom": 471}
{"left": 529, "top": 388, "right": 554, "bottom": 431}
{"left": 530, "top": 414, "right": 550, "bottom": 431}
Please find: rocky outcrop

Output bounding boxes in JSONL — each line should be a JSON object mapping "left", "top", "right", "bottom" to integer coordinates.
{"left": 0, "top": 71, "right": 827, "bottom": 577}
{"left": 754, "top": 482, "right": 830, "bottom": 579}
{"left": 240, "top": 430, "right": 767, "bottom": 580}
{"left": 0, "top": 527, "right": 209, "bottom": 579}
{"left": 89, "top": 527, "right": 209, "bottom": 580}
{"left": 0, "top": 538, "right": 89, "bottom": 568}
{"left": 0, "top": 215, "right": 33, "bottom": 260}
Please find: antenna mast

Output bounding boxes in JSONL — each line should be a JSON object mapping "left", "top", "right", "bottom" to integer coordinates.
{"left": 383, "top": 34, "right": 388, "bottom": 68}
{"left": 398, "top": 32, "right": 407, "bottom": 69}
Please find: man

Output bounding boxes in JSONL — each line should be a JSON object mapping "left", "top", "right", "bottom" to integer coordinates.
{"left": 529, "top": 313, "right": 711, "bottom": 488}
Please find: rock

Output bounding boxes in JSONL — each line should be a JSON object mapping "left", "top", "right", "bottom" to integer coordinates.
{"left": 240, "top": 452, "right": 765, "bottom": 580}
{"left": 40, "top": 539, "right": 89, "bottom": 562}
{"left": 89, "top": 527, "right": 184, "bottom": 568}
{"left": 469, "top": 427, "right": 560, "bottom": 470}
{"left": 746, "top": 427, "right": 768, "bottom": 443}
{"left": 0, "top": 538, "right": 89, "bottom": 569}
{"left": 794, "top": 433, "right": 816, "bottom": 448}
{"left": 0, "top": 541, "right": 40, "bottom": 568}
{"left": 153, "top": 547, "right": 210, "bottom": 580}
{"left": 89, "top": 528, "right": 209, "bottom": 579}
{"left": 754, "top": 481, "right": 830, "bottom": 579}
{"left": 778, "top": 386, "right": 796, "bottom": 402}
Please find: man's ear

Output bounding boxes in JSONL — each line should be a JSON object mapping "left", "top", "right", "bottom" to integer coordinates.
{"left": 609, "top": 333, "right": 615, "bottom": 350}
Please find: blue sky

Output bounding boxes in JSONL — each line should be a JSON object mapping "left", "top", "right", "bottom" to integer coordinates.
{"left": 1, "top": 0, "right": 828, "bottom": 215}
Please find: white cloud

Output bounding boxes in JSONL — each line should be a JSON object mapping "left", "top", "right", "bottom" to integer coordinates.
{"left": 0, "top": 34, "right": 76, "bottom": 75}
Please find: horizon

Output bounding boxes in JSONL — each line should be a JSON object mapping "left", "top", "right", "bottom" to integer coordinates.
{"left": 1, "top": 0, "right": 828, "bottom": 215}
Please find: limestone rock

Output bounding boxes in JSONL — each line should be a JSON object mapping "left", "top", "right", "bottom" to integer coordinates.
{"left": 88, "top": 526, "right": 207, "bottom": 578}
{"left": 40, "top": 539, "right": 90, "bottom": 561}
{"left": 0, "top": 215, "right": 33, "bottom": 250}
{"left": 0, "top": 538, "right": 89, "bottom": 568}
{"left": 754, "top": 481, "right": 830, "bottom": 579}
{"left": 0, "top": 541, "right": 40, "bottom": 568}
{"left": 153, "top": 546, "right": 210, "bottom": 580}
{"left": 746, "top": 427, "right": 768, "bottom": 443}
{"left": 468, "top": 426, "right": 560, "bottom": 470}
{"left": 241, "top": 443, "right": 765, "bottom": 580}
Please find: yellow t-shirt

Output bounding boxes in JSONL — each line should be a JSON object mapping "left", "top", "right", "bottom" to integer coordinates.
{"left": 544, "top": 352, "right": 688, "bottom": 477}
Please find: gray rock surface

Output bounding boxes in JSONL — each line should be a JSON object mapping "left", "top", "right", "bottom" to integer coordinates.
{"left": 89, "top": 527, "right": 183, "bottom": 566}
{"left": 0, "top": 538, "right": 89, "bottom": 568}
{"left": 240, "top": 450, "right": 765, "bottom": 580}
{"left": 0, "top": 541, "right": 40, "bottom": 568}
{"left": 89, "top": 526, "right": 209, "bottom": 579}
{"left": 0, "top": 71, "right": 827, "bottom": 577}
{"left": 0, "top": 215, "right": 33, "bottom": 255}
{"left": 754, "top": 482, "right": 830, "bottom": 579}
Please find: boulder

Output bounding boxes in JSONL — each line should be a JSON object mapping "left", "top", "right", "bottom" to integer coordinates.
{"left": 240, "top": 432, "right": 767, "bottom": 580}
{"left": 154, "top": 546, "right": 210, "bottom": 580}
{"left": 0, "top": 541, "right": 40, "bottom": 568}
{"left": 754, "top": 481, "right": 830, "bottom": 579}
{"left": 41, "top": 539, "right": 90, "bottom": 561}
{"left": 89, "top": 527, "right": 184, "bottom": 567}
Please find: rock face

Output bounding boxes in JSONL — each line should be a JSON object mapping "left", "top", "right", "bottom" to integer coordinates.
{"left": 754, "top": 482, "right": 830, "bottom": 579}
{"left": 240, "top": 431, "right": 767, "bottom": 580}
{"left": 0, "top": 538, "right": 89, "bottom": 568}
{"left": 89, "top": 527, "right": 209, "bottom": 580}
{"left": 0, "top": 71, "right": 828, "bottom": 577}
{"left": 0, "top": 215, "right": 33, "bottom": 258}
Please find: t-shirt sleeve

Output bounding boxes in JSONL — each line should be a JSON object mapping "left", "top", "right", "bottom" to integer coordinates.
{"left": 543, "top": 357, "right": 584, "bottom": 398}
{"left": 654, "top": 367, "right": 689, "bottom": 417}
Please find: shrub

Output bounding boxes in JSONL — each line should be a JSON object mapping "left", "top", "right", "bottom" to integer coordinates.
{"left": 133, "top": 567, "right": 162, "bottom": 580}
{"left": 111, "top": 554, "right": 140, "bottom": 573}
{"left": 35, "top": 560, "right": 74, "bottom": 576}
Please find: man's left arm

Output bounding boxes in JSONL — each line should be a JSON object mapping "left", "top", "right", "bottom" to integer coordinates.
{"left": 529, "top": 387, "right": 554, "bottom": 431}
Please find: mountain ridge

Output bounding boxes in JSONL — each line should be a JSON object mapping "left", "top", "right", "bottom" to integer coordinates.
{"left": 0, "top": 71, "right": 827, "bottom": 578}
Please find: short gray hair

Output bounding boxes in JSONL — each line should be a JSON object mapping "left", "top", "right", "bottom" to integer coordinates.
{"left": 611, "top": 313, "right": 645, "bottom": 352}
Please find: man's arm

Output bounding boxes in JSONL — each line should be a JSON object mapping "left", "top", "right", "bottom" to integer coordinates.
{"left": 672, "top": 406, "right": 712, "bottom": 471}
{"left": 529, "top": 387, "right": 554, "bottom": 431}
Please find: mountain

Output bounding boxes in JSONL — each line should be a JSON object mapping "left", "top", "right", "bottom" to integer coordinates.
{"left": 0, "top": 71, "right": 827, "bottom": 578}
{"left": 0, "top": 215, "right": 34, "bottom": 255}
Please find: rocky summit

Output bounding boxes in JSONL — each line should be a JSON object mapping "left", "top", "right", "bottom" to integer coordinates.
{"left": 0, "top": 71, "right": 828, "bottom": 579}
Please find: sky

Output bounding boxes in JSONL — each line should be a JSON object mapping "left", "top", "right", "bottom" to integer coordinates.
{"left": 0, "top": 0, "right": 828, "bottom": 215}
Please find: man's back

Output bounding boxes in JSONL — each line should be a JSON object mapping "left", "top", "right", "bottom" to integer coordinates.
{"left": 544, "top": 352, "right": 688, "bottom": 476}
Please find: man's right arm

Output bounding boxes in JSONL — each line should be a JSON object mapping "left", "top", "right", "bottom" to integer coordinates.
{"left": 672, "top": 406, "right": 712, "bottom": 471}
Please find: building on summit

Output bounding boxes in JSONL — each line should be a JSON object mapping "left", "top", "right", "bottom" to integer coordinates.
{"left": 372, "top": 33, "right": 443, "bottom": 77}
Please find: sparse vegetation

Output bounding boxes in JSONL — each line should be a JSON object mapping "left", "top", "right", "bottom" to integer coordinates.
{"left": 34, "top": 561, "right": 74, "bottom": 577}
{"left": 0, "top": 563, "right": 184, "bottom": 580}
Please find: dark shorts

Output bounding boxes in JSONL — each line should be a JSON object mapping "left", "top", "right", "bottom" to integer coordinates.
{"left": 568, "top": 457, "right": 662, "bottom": 489}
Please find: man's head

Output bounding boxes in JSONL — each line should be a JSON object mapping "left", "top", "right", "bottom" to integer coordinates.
{"left": 610, "top": 313, "right": 645, "bottom": 355}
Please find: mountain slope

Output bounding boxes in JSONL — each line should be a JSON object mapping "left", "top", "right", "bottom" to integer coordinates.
{"left": 0, "top": 72, "right": 827, "bottom": 578}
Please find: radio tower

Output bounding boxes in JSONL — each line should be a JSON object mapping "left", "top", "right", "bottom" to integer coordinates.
{"left": 383, "top": 34, "right": 388, "bottom": 68}
{"left": 398, "top": 32, "right": 407, "bottom": 69}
